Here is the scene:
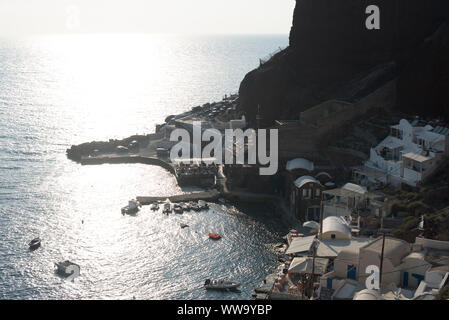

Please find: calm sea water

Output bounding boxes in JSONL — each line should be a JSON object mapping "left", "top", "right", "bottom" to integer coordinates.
{"left": 0, "top": 34, "right": 289, "bottom": 300}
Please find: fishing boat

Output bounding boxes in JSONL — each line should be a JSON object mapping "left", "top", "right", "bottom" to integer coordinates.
{"left": 180, "top": 223, "right": 189, "bottom": 229}
{"left": 28, "top": 237, "right": 41, "bottom": 250}
{"left": 150, "top": 203, "right": 159, "bottom": 211}
{"left": 163, "top": 200, "right": 172, "bottom": 214}
{"left": 191, "top": 202, "right": 200, "bottom": 211}
{"left": 204, "top": 279, "right": 241, "bottom": 290}
{"left": 198, "top": 200, "right": 209, "bottom": 210}
{"left": 174, "top": 204, "right": 183, "bottom": 214}
{"left": 209, "top": 232, "right": 221, "bottom": 240}
{"left": 181, "top": 202, "right": 190, "bottom": 211}
{"left": 121, "top": 199, "right": 141, "bottom": 215}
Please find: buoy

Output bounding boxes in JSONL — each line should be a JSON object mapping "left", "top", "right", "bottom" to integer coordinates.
{"left": 209, "top": 233, "right": 221, "bottom": 240}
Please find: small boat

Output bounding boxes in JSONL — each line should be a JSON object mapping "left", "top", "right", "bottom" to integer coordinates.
{"left": 163, "top": 200, "right": 172, "bottom": 214}
{"left": 204, "top": 279, "right": 241, "bottom": 290}
{"left": 173, "top": 204, "right": 183, "bottom": 214}
{"left": 209, "top": 233, "right": 221, "bottom": 240}
{"left": 191, "top": 203, "right": 200, "bottom": 212}
{"left": 150, "top": 203, "right": 159, "bottom": 211}
{"left": 181, "top": 202, "right": 190, "bottom": 211}
{"left": 121, "top": 199, "right": 141, "bottom": 215}
{"left": 198, "top": 200, "right": 209, "bottom": 210}
{"left": 180, "top": 223, "right": 189, "bottom": 229}
{"left": 55, "top": 260, "right": 81, "bottom": 278}
{"left": 29, "top": 237, "right": 41, "bottom": 250}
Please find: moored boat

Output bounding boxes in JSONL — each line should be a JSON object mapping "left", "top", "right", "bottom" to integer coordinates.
{"left": 150, "top": 202, "right": 159, "bottom": 211}
{"left": 204, "top": 279, "right": 240, "bottom": 290}
{"left": 198, "top": 200, "right": 209, "bottom": 210}
{"left": 174, "top": 204, "right": 183, "bottom": 214}
{"left": 180, "top": 202, "right": 190, "bottom": 211}
{"left": 163, "top": 200, "right": 172, "bottom": 214}
{"left": 28, "top": 237, "right": 41, "bottom": 250}
{"left": 121, "top": 199, "right": 141, "bottom": 215}
{"left": 209, "top": 232, "right": 221, "bottom": 240}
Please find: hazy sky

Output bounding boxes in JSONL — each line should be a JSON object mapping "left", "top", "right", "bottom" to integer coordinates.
{"left": 0, "top": 0, "right": 296, "bottom": 36}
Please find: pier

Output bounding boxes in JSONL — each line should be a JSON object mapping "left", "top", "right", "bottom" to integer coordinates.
{"left": 137, "top": 189, "right": 220, "bottom": 205}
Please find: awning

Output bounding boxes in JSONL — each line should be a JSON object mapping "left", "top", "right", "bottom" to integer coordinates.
{"left": 288, "top": 257, "right": 329, "bottom": 275}
{"left": 285, "top": 236, "right": 316, "bottom": 255}
{"left": 402, "top": 152, "right": 431, "bottom": 163}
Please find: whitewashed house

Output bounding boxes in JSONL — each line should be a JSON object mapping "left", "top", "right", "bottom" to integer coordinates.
{"left": 356, "top": 119, "right": 449, "bottom": 187}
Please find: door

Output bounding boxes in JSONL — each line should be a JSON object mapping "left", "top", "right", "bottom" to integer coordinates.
{"left": 412, "top": 274, "right": 424, "bottom": 287}
{"left": 403, "top": 272, "right": 409, "bottom": 287}
{"left": 347, "top": 265, "right": 357, "bottom": 280}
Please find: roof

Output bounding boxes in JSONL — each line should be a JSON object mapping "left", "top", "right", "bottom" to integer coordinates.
{"left": 333, "top": 280, "right": 363, "bottom": 300}
{"left": 286, "top": 158, "right": 314, "bottom": 172}
{"left": 403, "top": 251, "right": 426, "bottom": 261}
{"left": 432, "top": 126, "right": 449, "bottom": 136}
{"left": 353, "top": 289, "right": 383, "bottom": 300}
{"left": 361, "top": 236, "right": 410, "bottom": 266}
{"left": 402, "top": 152, "right": 432, "bottom": 163}
{"left": 378, "top": 136, "right": 404, "bottom": 150}
{"left": 342, "top": 183, "right": 367, "bottom": 195}
{"left": 288, "top": 257, "right": 329, "bottom": 275}
{"left": 324, "top": 184, "right": 367, "bottom": 198}
{"left": 322, "top": 216, "right": 351, "bottom": 238}
{"left": 293, "top": 176, "right": 321, "bottom": 189}
{"left": 316, "top": 172, "right": 333, "bottom": 179}
{"left": 336, "top": 249, "right": 359, "bottom": 263}
{"left": 417, "top": 130, "right": 446, "bottom": 143}
{"left": 285, "top": 236, "right": 316, "bottom": 255}
{"left": 429, "top": 265, "right": 449, "bottom": 273}
{"left": 316, "top": 238, "right": 372, "bottom": 258}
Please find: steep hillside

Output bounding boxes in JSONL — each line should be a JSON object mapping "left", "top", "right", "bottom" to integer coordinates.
{"left": 238, "top": 0, "right": 449, "bottom": 126}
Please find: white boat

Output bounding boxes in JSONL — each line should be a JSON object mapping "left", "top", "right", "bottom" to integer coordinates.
{"left": 150, "top": 203, "right": 159, "bottom": 211}
{"left": 174, "top": 204, "right": 183, "bottom": 214}
{"left": 191, "top": 202, "right": 200, "bottom": 211}
{"left": 163, "top": 200, "right": 172, "bottom": 214}
{"left": 198, "top": 200, "right": 209, "bottom": 210}
{"left": 180, "top": 202, "right": 190, "bottom": 211}
{"left": 121, "top": 199, "right": 141, "bottom": 215}
{"left": 204, "top": 279, "right": 241, "bottom": 290}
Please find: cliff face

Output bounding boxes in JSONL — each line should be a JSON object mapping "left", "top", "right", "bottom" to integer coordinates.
{"left": 238, "top": 0, "right": 449, "bottom": 126}
{"left": 397, "top": 21, "right": 449, "bottom": 119}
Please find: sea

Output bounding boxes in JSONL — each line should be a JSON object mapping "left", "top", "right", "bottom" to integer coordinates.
{"left": 0, "top": 34, "right": 290, "bottom": 300}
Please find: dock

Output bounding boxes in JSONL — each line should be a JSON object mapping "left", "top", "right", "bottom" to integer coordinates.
{"left": 137, "top": 189, "right": 220, "bottom": 205}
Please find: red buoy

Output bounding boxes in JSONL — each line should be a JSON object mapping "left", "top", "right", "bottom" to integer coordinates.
{"left": 209, "top": 233, "right": 221, "bottom": 240}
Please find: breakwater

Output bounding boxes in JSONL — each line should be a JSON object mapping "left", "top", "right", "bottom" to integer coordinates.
{"left": 79, "top": 155, "right": 175, "bottom": 174}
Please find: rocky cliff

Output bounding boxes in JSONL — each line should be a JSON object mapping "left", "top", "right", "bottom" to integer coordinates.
{"left": 238, "top": 0, "right": 449, "bottom": 126}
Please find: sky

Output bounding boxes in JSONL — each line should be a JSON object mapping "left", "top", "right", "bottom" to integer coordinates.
{"left": 0, "top": 0, "right": 296, "bottom": 36}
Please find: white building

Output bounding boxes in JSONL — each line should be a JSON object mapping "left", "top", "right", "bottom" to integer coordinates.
{"left": 359, "top": 119, "right": 449, "bottom": 187}
{"left": 322, "top": 183, "right": 368, "bottom": 222}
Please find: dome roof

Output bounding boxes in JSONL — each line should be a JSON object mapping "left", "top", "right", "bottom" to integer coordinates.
{"left": 353, "top": 289, "right": 383, "bottom": 300}
{"left": 321, "top": 216, "right": 351, "bottom": 240}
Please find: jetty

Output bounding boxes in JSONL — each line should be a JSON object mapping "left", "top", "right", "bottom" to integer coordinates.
{"left": 137, "top": 189, "right": 220, "bottom": 205}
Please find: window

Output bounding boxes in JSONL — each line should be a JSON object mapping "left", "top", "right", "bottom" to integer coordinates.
{"left": 331, "top": 234, "right": 336, "bottom": 240}
{"left": 303, "top": 188, "right": 310, "bottom": 199}
{"left": 316, "top": 189, "right": 321, "bottom": 197}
